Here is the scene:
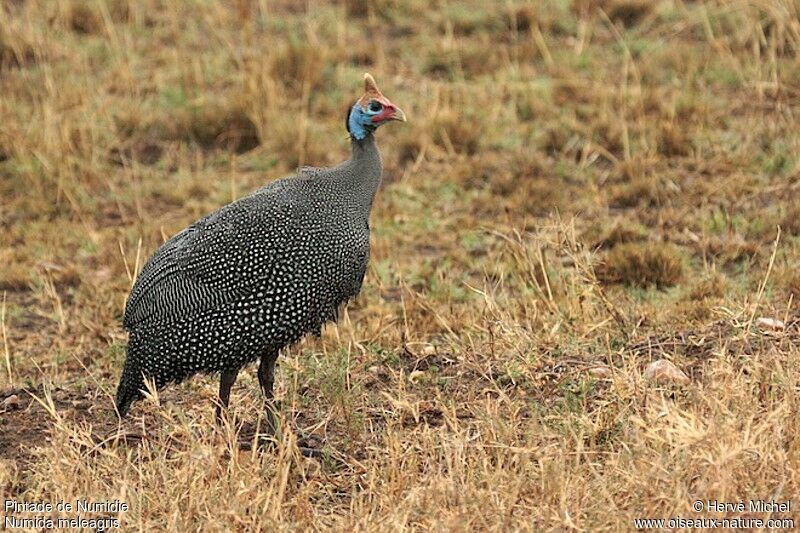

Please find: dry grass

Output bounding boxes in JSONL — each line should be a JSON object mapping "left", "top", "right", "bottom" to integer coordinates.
{"left": 596, "top": 242, "right": 685, "bottom": 288}
{"left": 1, "top": 0, "right": 799, "bottom": 530}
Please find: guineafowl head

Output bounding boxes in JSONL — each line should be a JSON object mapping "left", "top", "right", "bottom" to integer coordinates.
{"left": 346, "top": 73, "right": 406, "bottom": 140}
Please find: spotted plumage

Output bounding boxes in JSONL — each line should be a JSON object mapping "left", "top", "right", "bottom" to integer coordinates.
{"left": 116, "top": 74, "right": 406, "bottom": 423}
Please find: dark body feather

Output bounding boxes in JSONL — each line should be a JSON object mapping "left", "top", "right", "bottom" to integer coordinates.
{"left": 116, "top": 135, "right": 382, "bottom": 415}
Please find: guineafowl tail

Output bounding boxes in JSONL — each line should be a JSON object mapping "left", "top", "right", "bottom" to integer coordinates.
{"left": 115, "top": 355, "right": 144, "bottom": 417}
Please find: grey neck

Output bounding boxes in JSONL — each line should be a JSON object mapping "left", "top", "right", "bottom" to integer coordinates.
{"left": 339, "top": 133, "right": 383, "bottom": 217}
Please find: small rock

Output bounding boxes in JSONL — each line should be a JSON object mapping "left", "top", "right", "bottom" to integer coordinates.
{"left": 93, "top": 267, "right": 112, "bottom": 282}
{"left": 756, "top": 317, "right": 785, "bottom": 331}
{"left": 409, "top": 370, "right": 425, "bottom": 383}
{"left": 37, "top": 261, "right": 65, "bottom": 272}
{"left": 2, "top": 394, "right": 21, "bottom": 410}
{"left": 644, "top": 359, "right": 689, "bottom": 385}
{"left": 422, "top": 345, "right": 436, "bottom": 356}
{"left": 588, "top": 366, "right": 612, "bottom": 379}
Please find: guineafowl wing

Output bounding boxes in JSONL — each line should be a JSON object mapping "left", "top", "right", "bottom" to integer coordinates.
{"left": 122, "top": 186, "right": 301, "bottom": 330}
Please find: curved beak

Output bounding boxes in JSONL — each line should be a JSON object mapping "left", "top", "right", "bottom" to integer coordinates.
{"left": 391, "top": 106, "right": 407, "bottom": 122}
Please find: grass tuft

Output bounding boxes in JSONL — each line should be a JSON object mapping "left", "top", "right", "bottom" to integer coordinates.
{"left": 609, "top": 174, "right": 666, "bottom": 208}
{"left": 596, "top": 242, "right": 684, "bottom": 288}
{"left": 584, "top": 219, "right": 648, "bottom": 250}
{"left": 431, "top": 111, "right": 481, "bottom": 155}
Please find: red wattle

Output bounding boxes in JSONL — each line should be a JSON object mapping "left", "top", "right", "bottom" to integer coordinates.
{"left": 371, "top": 106, "right": 395, "bottom": 123}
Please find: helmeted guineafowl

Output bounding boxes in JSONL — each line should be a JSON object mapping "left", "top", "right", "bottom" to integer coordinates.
{"left": 116, "top": 73, "right": 406, "bottom": 439}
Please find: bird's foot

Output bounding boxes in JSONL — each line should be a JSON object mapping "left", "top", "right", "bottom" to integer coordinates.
{"left": 233, "top": 419, "right": 324, "bottom": 458}
{"left": 295, "top": 432, "right": 325, "bottom": 458}
{"left": 252, "top": 430, "right": 324, "bottom": 458}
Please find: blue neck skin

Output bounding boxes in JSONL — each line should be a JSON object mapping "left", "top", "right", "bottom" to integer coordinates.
{"left": 348, "top": 104, "right": 377, "bottom": 140}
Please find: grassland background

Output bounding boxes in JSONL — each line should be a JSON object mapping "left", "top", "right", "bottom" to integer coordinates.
{"left": 1, "top": 0, "right": 799, "bottom": 530}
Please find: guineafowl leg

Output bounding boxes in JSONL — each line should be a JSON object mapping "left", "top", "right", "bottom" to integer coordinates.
{"left": 215, "top": 367, "right": 239, "bottom": 424}
{"left": 257, "top": 349, "right": 279, "bottom": 437}
{"left": 257, "top": 350, "right": 322, "bottom": 458}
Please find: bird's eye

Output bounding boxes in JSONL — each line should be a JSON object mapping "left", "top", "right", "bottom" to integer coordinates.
{"left": 368, "top": 101, "right": 383, "bottom": 113}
